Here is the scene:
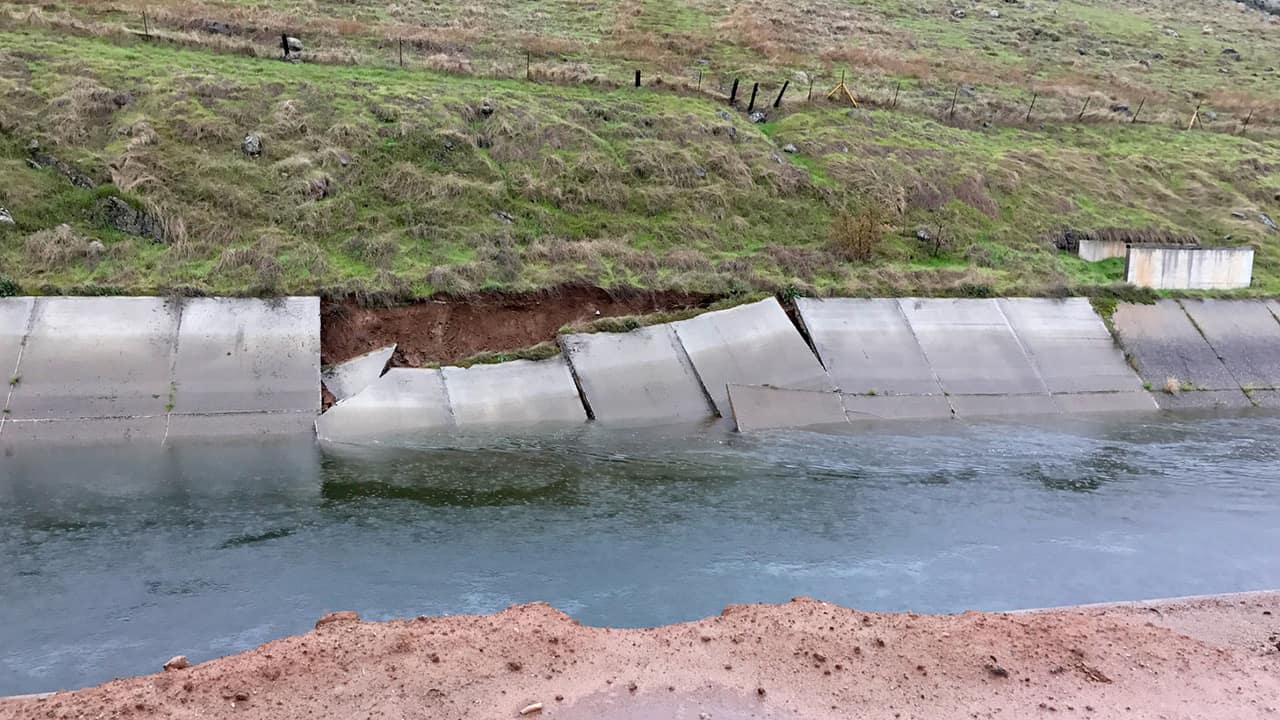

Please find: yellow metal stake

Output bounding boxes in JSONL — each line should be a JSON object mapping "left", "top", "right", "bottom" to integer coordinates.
{"left": 825, "top": 71, "right": 858, "bottom": 108}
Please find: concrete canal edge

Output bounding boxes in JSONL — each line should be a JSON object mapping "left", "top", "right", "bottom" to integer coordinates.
{"left": 3, "top": 295, "right": 1280, "bottom": 444}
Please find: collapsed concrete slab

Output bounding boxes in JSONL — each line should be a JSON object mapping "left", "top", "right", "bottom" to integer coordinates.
{"left": 672, "top": 298, "right": 833, "bottom": 416}
{"left": 896, "top": 298, "right": 1048, "bottom": 396}
{"left": 842, "top": 394, "right": 953, "bottom": 421}
{"left": 323, "top": 344, "right": 395, "bottom": 402}
{"left": 172, "top": 298, "right": 320, "bottom": 415}
{"left": 997, "top": 298, "right": 1145, "bottom": 394}
{"left": 441, "top": 356, "right": 587, "bottom": 428}
{"left": 1110, "top": 300, "right": 1238, "bottom": 391}
{"left": 794, "top": 298, "right": 941, "bottom": 396}
{"left": 726, "top": 385, "right": 848, "bottom": 432}
{"left": 6, "top": 297, "right": 179, "bottom": 422}
{"left": 1178, "top": 299, "right": 1280, "bottom": 390}
{"left": 561, "top": 325, "right": 713, "bottom": 425}
{"left": 315, "top": 368, "right": 452, "bottom": 442}
{"left": 0, "top": 297, "right": 34, "bottom": 383}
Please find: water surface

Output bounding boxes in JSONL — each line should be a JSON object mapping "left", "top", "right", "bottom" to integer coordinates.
{"left": 3, "top": 414, "right": 1279, "bottom": 694}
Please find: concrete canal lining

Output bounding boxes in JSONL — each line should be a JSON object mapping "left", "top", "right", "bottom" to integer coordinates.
{"left": 440, "top": 356, "right": 586, "bottom": 428}
{"left": 322, "top": 344, "right": 395, "bottom": 402}
{"left": 671, "top": 297, "right": 834, "bottom": 417}
{"left": 726, "top": 385, "right": 848, "bottom": 431}
{"left": 795, "top": 298, "right": 942, "bottom": 396}
{"left": 1177, "top": 299, "right": 1280, "bottom": 390}
{"left": 560, "top": 325, "right": 713, "bottom": 426}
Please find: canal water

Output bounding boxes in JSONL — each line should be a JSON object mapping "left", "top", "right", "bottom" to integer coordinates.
{"left": 3, "top": 413, "right": 1280, "bottom": 695}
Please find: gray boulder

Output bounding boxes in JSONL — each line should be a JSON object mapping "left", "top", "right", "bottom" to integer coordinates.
{"left": 241, "top": 133, "right": 263, "bottom": 157}
{"left": 285, "top": 36, "right": 303, "bottom": 53}
{"left": 782, "top": 143, "right": 798, "bottom": 153}
{"left": 748, "top": 111, "right": 767, "bottom": 123}
{"left": 96, "top": 196, "right": 165, "bottom": 242}
{"left": 0, "top": 207, "right": 13, "bottom": 226}
{"left": 1260, "top": 213, "right": 1278, "bottom": 232}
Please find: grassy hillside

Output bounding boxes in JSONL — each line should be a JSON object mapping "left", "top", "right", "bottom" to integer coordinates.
{"left": 0, "top": 0, "right": 1278, "bottom": 299}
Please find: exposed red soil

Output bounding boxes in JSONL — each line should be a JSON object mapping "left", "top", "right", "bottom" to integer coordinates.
{"left": 5, "top": 594, "right": 1278, "bottom": 720}
{"left": 321, "top": 287, "right": 713, "bottom": 367}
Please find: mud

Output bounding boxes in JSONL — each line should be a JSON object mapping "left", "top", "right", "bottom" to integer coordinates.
{"left": 321, "top": 287, "right": 713, "bottom": 367}
{"left": 4, "top": 593, "right": 1277, "bottom": 720}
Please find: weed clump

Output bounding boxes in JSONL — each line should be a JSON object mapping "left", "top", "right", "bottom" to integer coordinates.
{"left": 829, "top": 204, "right": 886, "bottom": 263}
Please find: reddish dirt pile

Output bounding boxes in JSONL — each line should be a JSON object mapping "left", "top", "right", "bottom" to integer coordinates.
{"left": 5, "top": 594, "right": 1278, "bottom": 720}
{"left": 321, "top": 288, "right": 712, "bottom": 367}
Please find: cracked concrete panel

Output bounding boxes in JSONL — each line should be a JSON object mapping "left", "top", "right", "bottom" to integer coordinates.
{"left": 1110, "top": 300, "right": 1238, "bottom": 391}
{"left": 0, "top": 298, "right": 34, "bottom": 386}
{"left": 897, "top": 298, "right": 1047, "bottom": 396}
{"left": 323, "top": 345, "right": 395, "bottom": 402}
{"left": 561, "top": 325, "right": 713, "bottom": 426}
{"left": 173, "top": 297, "right": 320, "bottom": 415}
{"left": 795, "top": 298, "right": 940, "bottom": 396}
{"left": 442, "top": 356, "right": 587, "bottom": 429}
{"left": 998, "top": 298, "right": 1146, "bottom": 394}
{"left": 672, "top": 298, "right": 833, "bottom": 417}
{"left": 726, "top": 385, "right": 848, "bottom": 432}
{"left": 7, "top": 297, "right": 178, "bottom": 421}
{"left": 1178, "top": 299, "right": 1280, "bottom": 390}
{"left": 315, "top": 368, "right": 452, "bottom": 442}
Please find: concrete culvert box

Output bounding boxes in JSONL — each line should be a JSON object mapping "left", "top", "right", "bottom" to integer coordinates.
{"left": 1125, "top": 246, "right": 1254, "bottom": 290}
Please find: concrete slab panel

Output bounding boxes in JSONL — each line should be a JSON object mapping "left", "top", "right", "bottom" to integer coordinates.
{"left": 949, "top": 394, "right": 1059, "bottom": 418}
{"left": 7, "top": 297, "right": 178, "bottom": 420}
{"left": 998, "top": 298, "right": 1145, "bottom": 394}
{"left": 896, "top": 298, "right": 1048, "bottom": 396}
{"left": 794, "top": 298, "right": 940, "bottom": 396}
{"left": 1051, "top": 392, "right": 1158, "bottom": 414}
{"left": 165, "top": 412, "right": 318, "bottom": 439}
{"left": 672, "top": 298, "right": 833, "bottom": 416}
{"left": 1179, "top": 299, "right": 1280, "bottom": 389}
{"left": 1152, "top": 389, "right": 1253, "bottom": 410}
{"left": 726, "top": 385, "right": 848, "bottom": 432}
{"left": 0, "top": 416, "right": 166, "bottom": 445}
{"left": 173, "top": 297, "right": 320, "bottom": 415}
{"left": 442, "top": 356, "right": 586, "bottom": 428}
{"left": 323, "top": 344, "right": 395, "bottom": 402}
{"left": 561, "top": 325, "right": 712, "bottom": 425}
{"left": 842, "top": 394, "right": 953, "bottom": 421}
{"left": 1110, "top": 301, "right": 1238, "bottom": 391}
{"left": 315, "top": 368, "right": 452, "bottom": 442}
{"left": 0, "top": 297, "right": 34, "bottom": 384}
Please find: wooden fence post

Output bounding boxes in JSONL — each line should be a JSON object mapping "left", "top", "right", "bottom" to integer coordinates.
{"left": 143, "top": 11, "right": 150, "bottom": 40}
{"left": 729, "top": 78, "right": 739, "bottom": 106}
{"left": 398, "top": 38, "right": 403, "bottom": 67}
{"left": 747, "top": 82, "right": 759, "bottom": 113}
{"left": 1025, "top": 92, "right": 1037, "bottom": 123}
{"left": 807, "top": 75, "right": 815, "bottom": 102}
{"left": 1077, "top": 96, "right": 1091, "bottom": 121}
{"left": 772, "top": 80, "right": 789, "bottom": 108}
{"left": 1131, "top": 97, "right": 1144, "bottom": 124}
{"left": 1186, "top": 100, "right": 1203, "bottom": 130}
{"left": 634, "top": 69, "right": 641, "bottom": 87}
{"left": 948, "top": 84, "right": 960, "bottom": 119}
{"left": 1240, "top": 109, "right": 1253, "bottom": 135}
{"left": 697, "top": 70, "right": 702, "bottom": 91}
{"left": 892, "top": 81, "right": 901, "bottom": 109}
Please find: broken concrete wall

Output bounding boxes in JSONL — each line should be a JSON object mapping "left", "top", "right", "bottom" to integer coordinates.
{"left": 1078, "top": 238, "right": 1128, "bottom": 262}
{"left": 1125, "top": 246, "right": 1254, "bottom": 290}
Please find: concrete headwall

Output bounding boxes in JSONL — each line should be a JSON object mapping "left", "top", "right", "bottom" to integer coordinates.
{"left": 1078, "top": 238, "right": 1128, "bottom": 262}
{"left": 1125, "top": 246, "right": 1254, "bottom": 290}
{"left": 0, "top": 297, "right": 320, "bottom": 444}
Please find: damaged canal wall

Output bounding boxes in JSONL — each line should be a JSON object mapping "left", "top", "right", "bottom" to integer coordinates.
{"left": 5, "top": 295, "right": 1280, "bottom": 444}
{"left": 0, "top": 297, "right": 319, "bottom": 444}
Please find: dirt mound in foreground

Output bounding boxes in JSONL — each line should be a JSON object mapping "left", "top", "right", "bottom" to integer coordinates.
{"left": 4, "top": 595, "right": 1279, "bottom": 720}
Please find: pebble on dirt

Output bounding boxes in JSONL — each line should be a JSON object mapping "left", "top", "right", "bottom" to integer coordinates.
{"left": 163, "top": 656, "right": 190, "bottom": 671}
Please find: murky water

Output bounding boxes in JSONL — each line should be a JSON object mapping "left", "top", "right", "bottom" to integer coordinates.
{"left": 3, "top": 413, "right": 1280, "bottom": 694}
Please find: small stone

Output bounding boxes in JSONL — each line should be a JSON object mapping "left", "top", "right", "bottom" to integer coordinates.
{"left": 1259, "top": 213, "right": 1278, "bottom": 232}
{"left": 1109, "top": 103, "right": 1131, "bottom": 115}
{"left": 163, "top": 656, "right": 190, "bottom": 671}
{"left": 1204, "top": 110, "right": 1217, "bottom": 121}
{"left": 1077, "top": 46, "right": 1089, "bottom": 56}
{"left": 1202, "top": 25, "right": 1213, "bottom": 35}
{"left": 782, "top": 143, "right": 798, "bottom": 153}
{"left": 1232, "top": 210, "right": 1248, "bottom": 219}
{"left": 494, "top": 210, "right": 514, "bottom": 224}
{"left": 285, "top": 36, "right": 303, "bottom": 53}
{"left": 718, "top": 110, "right": 731, "bottom": 120}
{"left": 479, "top": 99, "right": 495, "bottom": 117}
{"left": 987, "top": 9, "right": 1000, "bottom": 18}
{"left": 241, "top": 133, "right": 263, "bottom": 157}
{"left": 519, "top": 702, "right": 543, "bottom": 715}
{"left": 694, "top": 167, "right": 707, "bottom": 178}
{"left": 748, "top": 111, "right": 767, "bottom": 123}
{"left": 315, "top": 610, "right": 359, "bottom": 629}
{"left": 960, "top": 84, "right": 976, "bottom": 97}
{"left": 0, "top": 207, "right": 13, "bottom": 226}
{"left": 916, "top": 227, "right": 933, "bottom": 242}
{"left": 202, "top": 20, "right": 233, "bottom": 35}
{"left": 951, "top": 8, "right": 967, "bottom": 18}
{"left": 87, "top": 240, "right": 106, "bottom": 258}
{"left": 1164, "top": 28, "right": 1180, "bottom": 38}
{"left": 1222, "top": 47, "right": 1243, "bottom": 61}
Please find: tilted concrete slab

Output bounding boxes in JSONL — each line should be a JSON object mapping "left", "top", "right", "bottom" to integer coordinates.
{"left": 949, "top": 394, "right": 1060, "bottom": 418}
{"left": 997, "top": 298, "right": 1145, "bottom": 394}
{"left": 1178, "top": 299, "right": 1280, "bottom": 390}
{"left": 1051, "top": 392, "right": 1158, "bottom": 414}
{"left": 1110, "top": 300, "right": 1238, "bottom": 391}
{"left": 441, "top": 356, "right": 587, "bottom": 428}
{"left": 560, "top": 325, "right": 712, "bottom": 425}
{"left": 323, "top": 344, "right": 395, "bottom": 402}
{"left": 672, "top": 298, "right": 833, "bottom": 416}
{"left": 0, "top": 297, "right": 34, "bottom": 383}
{"left": 843, "top": 394, "right": 953, "bottom": 421}
{"left": 896, "top": 298, "right": 1048, "bottom": 396}
{"left": 794, "top": 298, "right": 941, "bottom": 396}
{"left": 315, "top": 368, "right": 453, "bottom": 442}
{"left": 726, "top": 385, "right": 848, "bottom": 432}
{"left": 1152, "top": 389, "right": 1253, "bottom": 410}
{"left": 7, "top": 297, "right": 179, "bottom": 420}
{"left": 172, "top": 297, "right": 320, "bottom": 414}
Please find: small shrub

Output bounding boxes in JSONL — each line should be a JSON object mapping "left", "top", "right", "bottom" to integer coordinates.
{"left": 958, "top": 282, "right": 995, "bottom": 298}
{"left": 0, "top": 276, "right": 18, "bottom": 297}
{"left": 829, "top": 204, "right": 886, "bottom": 263}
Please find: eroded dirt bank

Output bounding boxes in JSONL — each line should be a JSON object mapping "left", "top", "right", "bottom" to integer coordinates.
{"left": 5, "top": 594, "right": 1278, "bottom": 720}
{"left": 321, "top": 288, "right": 713, "bottom": 367}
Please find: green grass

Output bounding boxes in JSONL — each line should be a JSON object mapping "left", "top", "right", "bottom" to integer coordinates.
{"left": 0, "top": 12, "right": 1277, "bottom": 301}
